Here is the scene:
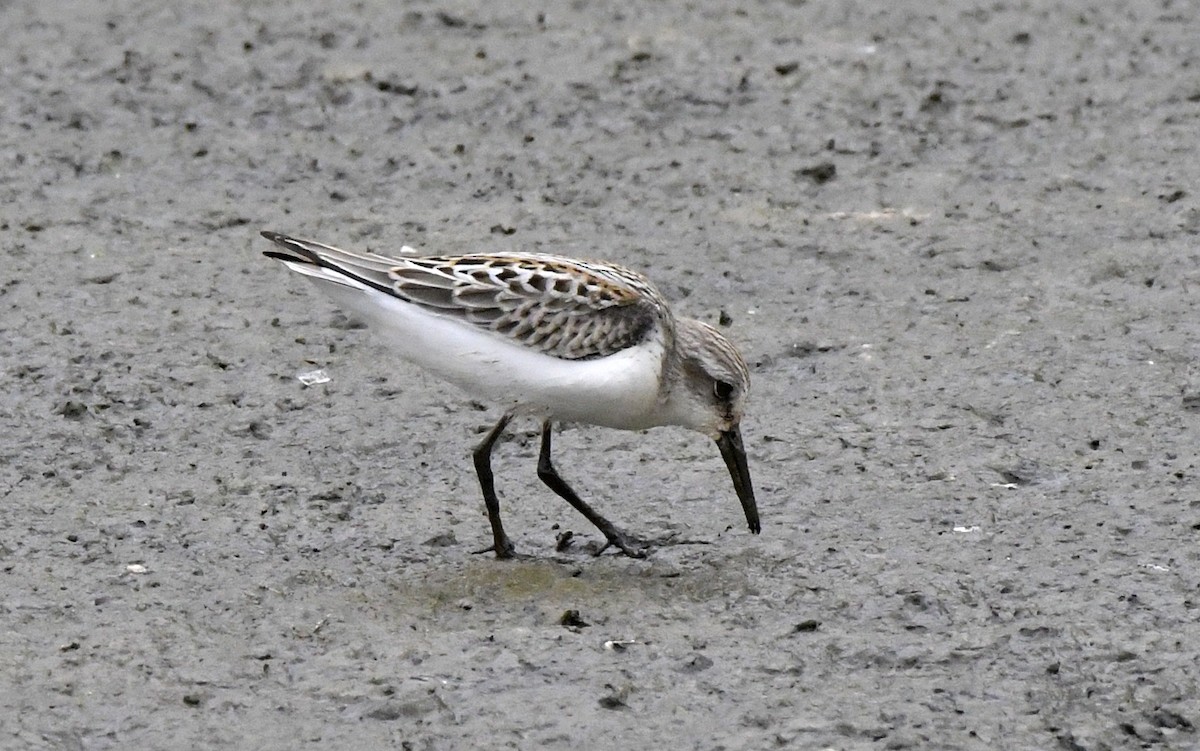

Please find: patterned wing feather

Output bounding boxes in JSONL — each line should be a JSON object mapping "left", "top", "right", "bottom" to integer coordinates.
{"left": 388, "top": 254, "right": 668, "bottom": 360}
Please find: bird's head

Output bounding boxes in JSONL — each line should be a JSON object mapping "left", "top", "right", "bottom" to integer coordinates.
{"left": 664, "top": 318, "right": 759, "bottom": 534}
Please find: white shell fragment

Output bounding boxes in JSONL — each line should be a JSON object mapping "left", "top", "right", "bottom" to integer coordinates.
{"left": 297, "top": 368, "right": 331, "bottom": 386}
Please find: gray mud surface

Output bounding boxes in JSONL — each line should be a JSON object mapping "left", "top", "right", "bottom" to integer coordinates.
{"left": 3, "top": 1, "right": 1200, "bottom": 749}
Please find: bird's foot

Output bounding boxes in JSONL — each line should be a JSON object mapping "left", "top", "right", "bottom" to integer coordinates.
{"left": 594, "top": 530, "right": 649, "bottom": 559}
{"left": 472, "top": 536, "right": 518, "bottom": 560}
{"left": 559, "top": 529, "right": 710, "bottom": 558}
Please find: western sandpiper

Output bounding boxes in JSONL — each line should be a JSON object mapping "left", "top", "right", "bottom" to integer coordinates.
{"left": 261, "top": 230, "right": 758, "bottom": 558}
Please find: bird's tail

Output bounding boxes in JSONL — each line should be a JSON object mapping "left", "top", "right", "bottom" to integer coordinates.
{"left": 261, "top": 231, "right": 402, "bottom": 294}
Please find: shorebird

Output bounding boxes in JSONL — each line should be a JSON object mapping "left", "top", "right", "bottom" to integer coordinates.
{"left": 261, "top": 230, "right": 758, "bottom": 558}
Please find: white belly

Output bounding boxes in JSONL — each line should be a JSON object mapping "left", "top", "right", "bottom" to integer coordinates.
{"left": 317, "top": 282, "right": 668, "bottom": 430}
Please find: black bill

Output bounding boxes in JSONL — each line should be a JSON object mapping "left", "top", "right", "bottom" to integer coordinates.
{"left": 716, "top": 427, "right": 760, "bottom": 534}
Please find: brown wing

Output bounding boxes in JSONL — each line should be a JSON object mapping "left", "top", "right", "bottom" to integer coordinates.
{"left": 262, "top": 233, "right": 670, "bottom": 361}
{"left": 388, "top": 253, "right": 668, "bottom": 360}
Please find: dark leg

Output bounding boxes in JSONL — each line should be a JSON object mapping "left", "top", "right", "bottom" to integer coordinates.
{"left": 536, "top": 421, "right": 646, "bottom": 558}
{"left": 472, "top": 412, "right": 515, "bottom": 559}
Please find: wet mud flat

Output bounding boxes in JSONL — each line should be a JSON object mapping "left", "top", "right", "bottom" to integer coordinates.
{"left": 2, "top": 1, "right": 1198, "bottom": 748}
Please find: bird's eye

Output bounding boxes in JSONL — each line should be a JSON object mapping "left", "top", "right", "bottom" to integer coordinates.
{"left": 713, "top": 380, "right": 735, "bottom": 401}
